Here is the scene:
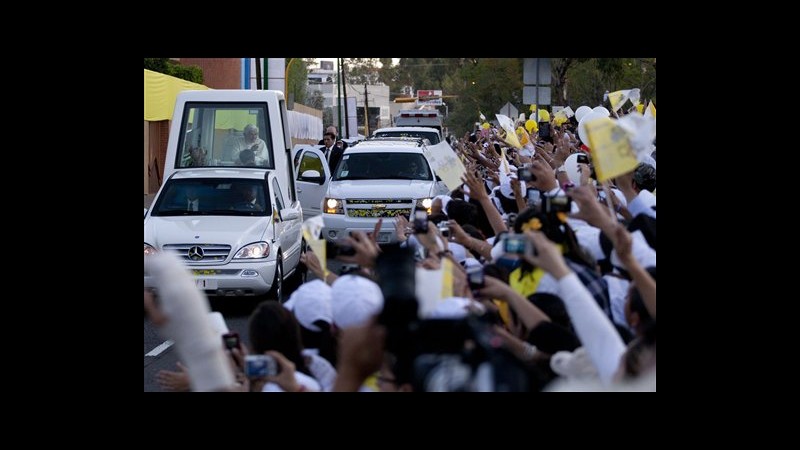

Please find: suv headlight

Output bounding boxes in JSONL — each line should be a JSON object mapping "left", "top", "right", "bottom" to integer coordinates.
{"left": 416, "top": 198, "right": 433, "bottom": 214}
{"left": 324, "top": 197, "right": 344, "bottom": 214}
{"left": 144, "top": 243, "right": 157, "bottom": 256}
{"left": 233, "top": 242, "right": 270, "bottom": 259}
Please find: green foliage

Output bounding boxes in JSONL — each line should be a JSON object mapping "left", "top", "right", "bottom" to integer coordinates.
{"left": 286, "top": 58, "right": 308, "bottom": 106}
{"left": 442, "top": 58, "right": 523, "bottom": 136}
{"left": 564, "top": 58, "right": 656, "bottom": 108}
{"left": 144, "top": 58, "right": 203, "bottom": 84}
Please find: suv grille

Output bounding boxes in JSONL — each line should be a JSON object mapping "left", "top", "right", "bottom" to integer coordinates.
{"left": 162, "top": 244, "right": 232, "bottom": 263}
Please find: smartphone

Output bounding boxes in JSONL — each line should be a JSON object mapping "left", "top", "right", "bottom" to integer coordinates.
{"left": 222, "top": 332, "right": 240, "bottom": 351}
{"left": 437, "top": 221, "right": 450, "bottom": 238}
{"left": 518, "top": 167, "right": 536, "bottom": 182}
{"left": 503, "top": 234, "right": 528, "bottom": 255}
{"left": 527, "top": 188, "right": 541, "bottom": 206}
{"left": 538, "top": 122, "right": 551, "bottom": 140}
{"left": 577, "top": 153, "right": 589, "bottom": 165}
{"left": 413, "top": 210, "right": 428, "bottom": 233}
{"left": 244, "top": 354, "right": 279, "bottom": 378}
{"left": 543, "top": 195, "right": 572, "bottom": 214}
{"left": 466, "top": 265, "right": 485, "bottom": 290}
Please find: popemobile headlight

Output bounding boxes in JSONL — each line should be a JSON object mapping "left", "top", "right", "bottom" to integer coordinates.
{"left": 416, "top": 198, "right": 433, "bottom": 214}
{"left": 324, "top": 197, "right": 344, "bottom": 215}
{"left": 144, "top": 243, "right": 158, "bottom": 256}
{"left": 234, "top": 242, "right": 270, "bottom": 259}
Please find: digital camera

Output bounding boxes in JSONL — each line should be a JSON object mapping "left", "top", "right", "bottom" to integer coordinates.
{"left": 437, "top": 221, "right": 451, "bottom": 239}
{"left": 244, "top": 354, "right": 279, "bottom": 378}
{"left": 502, "top": 234, "right": 528, "bottom": 255}
{"left": 542, "top": 195, "right": 572, "bottom": 214}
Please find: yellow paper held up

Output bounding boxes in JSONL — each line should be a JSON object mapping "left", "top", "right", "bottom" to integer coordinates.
{"left": 529, "top": 104, "right": 537, "bottom": 112}
{"left": 307, "top": 238, "right": 327, "bottom": 274}
{"left": 644, "top": 101, "right": 656, "bottom": 119}
{"left": 516, "top": 126, "right": 530, "bottom": 146}
{"left": 585, "top": 117, "right": 638, "bottom": 181}
{"left": 440, "top": 258, "right": 454, "bottom": 299}
{"left": 636, "top": 104, "right": 644, "bottom": 114}
{"left": 525, "top": 119, "right": 538, "bottom": 133}
{"left": 608, "top": 90, "right": 630, "bottom": 112}
{"left": 496, "top": 114, "right": 523, "bottom": 149}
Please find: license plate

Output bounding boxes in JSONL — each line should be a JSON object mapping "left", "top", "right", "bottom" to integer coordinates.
{"left": 195, "top": 279, "right": 218, "bottom": 289}
{"left": 376, "top": 232, "right": 392, "bottom": 243}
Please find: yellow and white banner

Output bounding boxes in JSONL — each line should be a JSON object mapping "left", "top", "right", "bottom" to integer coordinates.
{"left": 144, "top": 69, "right": 209, "bottom": 121}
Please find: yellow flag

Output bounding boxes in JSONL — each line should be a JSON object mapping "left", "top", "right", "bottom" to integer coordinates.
{"left": 516, "top": 126, "right": 530, "bottom": 146}
{"left": 554, "top": 111, "right": 568, "bottom": 126}
{"left": 496, "top": 114, "right": 523, "bottom": 149}
{"left": 585, "top": 117, "right": 638, "bottom": 181}
{"left": 500, "top": 147, "right": 510, "bottom": 174}
{"left": 644, "top": 101, "right": 656, "bottom": 119}
{"left": 525, "top": 119, "right": 538, "bottom": 133}
{"left": 306, "top": 237, "right": 327, "bottom": 275}
{"left": 529, "top": 104, "right": 537, "bottom": 112}
{"left": 636, "top": 104, "right": 645, "bottom": 114}
{"left": 607, "top": 90, "right": 630, "bottom": 112}
{"left": 440, "top": 258, "right": 454, "bottom": 299}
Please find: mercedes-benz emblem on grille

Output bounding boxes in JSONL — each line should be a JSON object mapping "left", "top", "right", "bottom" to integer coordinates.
{"left": 188, "top": 246, "right": 204, "bottom": 261}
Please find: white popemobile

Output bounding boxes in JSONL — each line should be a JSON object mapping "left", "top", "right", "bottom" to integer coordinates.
{"left": 145, "top": 90, "right": 304, "bottom": 300}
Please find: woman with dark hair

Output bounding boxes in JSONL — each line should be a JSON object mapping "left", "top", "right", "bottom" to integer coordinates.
{"left": 507, "top": 206, "right": 612, "bottom": 320}
{"left": 248, "top": 301, "right": 327, "bottom": 392}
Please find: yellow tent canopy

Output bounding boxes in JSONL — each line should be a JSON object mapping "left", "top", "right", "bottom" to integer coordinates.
{"left": 144, "top": 69, "right": 209, "bottom": 121}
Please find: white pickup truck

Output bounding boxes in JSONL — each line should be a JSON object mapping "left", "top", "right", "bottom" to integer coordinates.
{"left": 144, "top": 90, "right": 304, "bottom": 300}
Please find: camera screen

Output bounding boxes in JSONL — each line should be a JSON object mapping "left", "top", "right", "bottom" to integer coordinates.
{"left": 245, "top": 355, "right": 279, "bottom": 378}
{"left": 467, "top": 266, "right": 484, "bottom": 289}
{"left": 438, "top": 222, "right": 450, "bottom": 238}
{"left": 223, "top": 335, "right": 239, "bottom": 349}
{"left": 504, "top": 236, "right": 527, "bottom": 254}
{"left": 414, "top": 210, "right": 428, "bottom": 233}
{"left": 518, "top": 168, "right": 535, "bottom": 182}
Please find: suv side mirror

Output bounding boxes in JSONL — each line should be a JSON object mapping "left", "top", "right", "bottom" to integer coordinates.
{"left": 280, "top": 208, "right": 300, "bottom": 221}
{"left": 299, "top": 169, "right": 324, "bottom": 185}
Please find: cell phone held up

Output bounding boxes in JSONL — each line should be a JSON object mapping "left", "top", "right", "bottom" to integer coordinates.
{"left": 413, "top": 210, "right": 428, "bottom": 234}
{"left": 244, "top": 354, "right": 280, "bottom": 378}
{"left": 222, "top": 332, "right": 240, "bottom": 351}
{"left": 466, "top": 265, "right": 485, "bottom": 290}
{"left": 502, "top": 233, "right": 529, "bottom": 255}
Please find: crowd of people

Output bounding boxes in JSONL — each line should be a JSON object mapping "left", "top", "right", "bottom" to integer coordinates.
{"left": 145, "top": 103, "right": 656, "bottom": 392}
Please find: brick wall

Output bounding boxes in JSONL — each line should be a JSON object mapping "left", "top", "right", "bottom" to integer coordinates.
{"left": 179, "top": 58, "right": 241, "bottom": 89}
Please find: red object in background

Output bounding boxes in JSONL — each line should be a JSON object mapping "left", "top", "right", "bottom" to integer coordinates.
{"left": 580, "top": 144, "right": 591, "bottom": 153}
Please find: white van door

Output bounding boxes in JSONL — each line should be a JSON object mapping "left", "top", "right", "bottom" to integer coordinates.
{"left": 295, "top": 147, "right": 331, "bottom": 218}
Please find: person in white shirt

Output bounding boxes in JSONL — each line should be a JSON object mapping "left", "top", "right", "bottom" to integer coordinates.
{"left": 229, "top": 124, "right": 268, "bottom": 166}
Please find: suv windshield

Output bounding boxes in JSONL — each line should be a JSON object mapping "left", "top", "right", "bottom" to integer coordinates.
{"left": 333, "top": 153, "right": 432, "bottom": 181}
{"left": 151, "top": 178, "right": 270, "bottom": 217}
{"left": 374, "top": 130, "right": 439, "bottom": 144}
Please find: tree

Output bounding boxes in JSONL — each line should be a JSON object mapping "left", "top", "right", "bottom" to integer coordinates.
{"left": 286, "top": 58, "right": 309, "bottom": 106}
{"left": 144, "top": 58, "right": 203, "bottom": 84}
{"left": 344, "top": 58, "right": 381, "bottom": 85}
{"left": 443, "top": 58, "right": 523, "bottom": 136}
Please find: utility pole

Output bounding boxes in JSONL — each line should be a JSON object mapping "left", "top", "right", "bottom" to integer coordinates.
{"left": 256, "top": 58, "right": 262, "bottom": 90}
{"left": 336, "top": 58, "right": 343, "bottom": 137}
{"left": 364, "top": 83, "right": 370, "bottom": 137}
{"left": 342, "top": 60, "right": 350, "bottom": 138}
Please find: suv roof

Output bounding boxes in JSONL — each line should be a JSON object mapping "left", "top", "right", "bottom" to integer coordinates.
{"left": 343, "top": 142, "right": 426, "bottom": 155}
{"left": 362, "top": 136, "right": 427, "bottom": 145}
